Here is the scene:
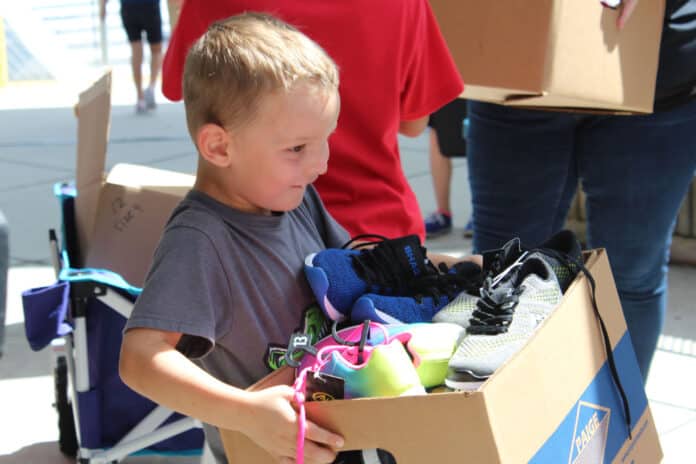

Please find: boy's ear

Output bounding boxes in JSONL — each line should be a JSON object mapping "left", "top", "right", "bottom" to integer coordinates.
{"left": 196, "top": 123, "right": 233, "bottom": 167}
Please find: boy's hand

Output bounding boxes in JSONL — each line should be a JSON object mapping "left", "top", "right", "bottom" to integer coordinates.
{"left": 244, "top": 385, "right": 344, "bottom": 463}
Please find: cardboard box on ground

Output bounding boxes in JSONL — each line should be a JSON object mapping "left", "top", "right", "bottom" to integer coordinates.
{"left": 222, "top": 250, "right": 662, "bottom": 463}
{"left": 74, "top": 72, "right": 194, "bottom": 287}
{"left": 429, "top": 0, "right": 665, "bottom": 114}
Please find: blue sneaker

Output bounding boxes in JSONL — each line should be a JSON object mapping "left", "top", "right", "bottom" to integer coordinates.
{"left": 304, "top": 235, "right": 438, "bottom": 322}
{"left": 350, "top": 261, "right": 483, "bottom": 324}
{"left": 463, "top": 217, "right": 474, "bottom": 238}
{"left": 424, "top": 211, "right": 452, "bottom": 238}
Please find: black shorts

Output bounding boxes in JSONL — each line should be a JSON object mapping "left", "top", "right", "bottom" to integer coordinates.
{"left": 120, "top": 1, "right": 162, "bottom": 44}
{"left": 428, "top": 98, "right": 468, "bottom": 157}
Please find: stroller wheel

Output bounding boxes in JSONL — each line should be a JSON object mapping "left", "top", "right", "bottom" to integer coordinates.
{"left": 54, "top": 356, "right": 78, "bottom": 457}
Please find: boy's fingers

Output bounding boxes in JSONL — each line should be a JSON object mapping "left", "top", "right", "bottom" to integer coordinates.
{"left": 304, "top": 420, "right": 344, "bottom": 449}
{"left": 301, "top": 440, "right": 339, "bottom": 464}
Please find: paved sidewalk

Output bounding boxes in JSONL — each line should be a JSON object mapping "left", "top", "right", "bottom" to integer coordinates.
{"left": 0, "top": 73, "right": 694, "bottom": 463}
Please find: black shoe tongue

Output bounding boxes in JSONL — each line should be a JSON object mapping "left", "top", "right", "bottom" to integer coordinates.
{"left": 391, "top": 234, "right": 431, "bottom": 278}
{"left": 538, "top": 229, "right": 582, "bottom": 261}
{"left": 513, "top": 257, "right": 550, "bottom": 286}
{"left": 481, "top": 237, "right": 524, "bottom": 276}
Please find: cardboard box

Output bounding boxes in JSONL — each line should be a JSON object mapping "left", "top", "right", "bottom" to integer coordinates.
{"left": 75, "top": 72, "right": 194, "bottom": 287}
{"left": 221, "top": 250, "right": 662, "bottom": 463}
{"left": 430, "top": 0, "right": 665, "bottom": 114}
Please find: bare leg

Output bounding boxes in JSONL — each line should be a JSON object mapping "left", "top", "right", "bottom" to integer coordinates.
{"left": 148, "top": 42, "right": 163, "bottom": 89}
{"left": 429, "top": 129, "right": 453, "bottom": 214}
{"left": 130, "top": 41, "right": 144, "bottom": 101}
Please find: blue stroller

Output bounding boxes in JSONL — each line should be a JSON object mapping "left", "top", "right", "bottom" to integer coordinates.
{"left": 21, "top": 183, "right": 204, "bottom": 463}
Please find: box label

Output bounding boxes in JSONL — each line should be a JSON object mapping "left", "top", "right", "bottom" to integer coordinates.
{"left": 569, "top": 402, "right": 610, "bottom": 463}
{"left": 530, "top": 334, "right": 648, "bottom": 463}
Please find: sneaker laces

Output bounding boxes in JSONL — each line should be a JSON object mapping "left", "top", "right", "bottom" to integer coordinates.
{"left": 407, "top": 261, "right": 483, "bottom": 304}
{"left": 342, "top": 234, "right": 439, "bottom": 294}
{"left": 466, "top": 253, "right": 529, "bottom": 336}
{"left": 291, "top": 322, "right": 391, "bottom": 464}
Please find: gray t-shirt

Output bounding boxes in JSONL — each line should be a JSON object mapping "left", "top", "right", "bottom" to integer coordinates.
{"left": 125, "top": 186, "right": 349, "bottom": 462}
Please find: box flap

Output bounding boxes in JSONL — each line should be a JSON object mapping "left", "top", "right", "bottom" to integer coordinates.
{"left": 461, "top": 85, "right": 543, "bottom": 105}
{"left": 504, "top": 93, "right": 640, "bottom": 114}
{"left": 74, "top": 71, "right": 111, "bottom": 266}
{"left": 106, "top": 163, "right": 196, "bottom": 189}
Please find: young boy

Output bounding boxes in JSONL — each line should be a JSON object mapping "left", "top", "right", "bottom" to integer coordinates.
{"left": 119, "top": 13, "right": 348, "bottom": 463}
{"left": 120, "top": 12, "right": 474, "bottom": 464}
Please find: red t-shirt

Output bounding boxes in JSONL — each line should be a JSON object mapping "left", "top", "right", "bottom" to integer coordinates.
{"left": 163, "top": 0, "right": 463, "bottom": 241}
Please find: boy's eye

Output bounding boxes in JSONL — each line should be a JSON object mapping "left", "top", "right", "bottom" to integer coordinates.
{"left": 289, "top": 145, "right": 306, "bottom": 153}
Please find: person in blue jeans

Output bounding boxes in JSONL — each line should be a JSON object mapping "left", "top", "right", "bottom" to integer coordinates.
{"left": 466, "top": 0, "right": 696, "bottom": 381}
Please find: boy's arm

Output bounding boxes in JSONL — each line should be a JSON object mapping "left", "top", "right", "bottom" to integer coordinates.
{"left": 398, "top": 116, "right": 429, "bottom": 137}
{"left": 120, "top": 328, "right": 344, "bottom": 463}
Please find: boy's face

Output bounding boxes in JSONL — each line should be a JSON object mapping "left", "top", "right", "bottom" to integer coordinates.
{"left": 223, "top": 83, "right": 340, "bottom": 214}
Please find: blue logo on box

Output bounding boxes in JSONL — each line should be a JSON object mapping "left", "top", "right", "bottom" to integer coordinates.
{"left": 569, "top": 402, "right": 610, "bottom": 463}
{"left": 530, "top": 334, "right": 648, "bottom": 463}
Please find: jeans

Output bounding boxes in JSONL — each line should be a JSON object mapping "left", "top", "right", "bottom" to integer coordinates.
{"left": 467, "top": 99, "right": 696, "bottom": 381}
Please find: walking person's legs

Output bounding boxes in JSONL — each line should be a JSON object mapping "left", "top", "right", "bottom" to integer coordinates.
{"left": 425, "top": 129, "right": 454, "bottom": 235}
{"left": 129, "top": 40, "right": 146, "bottom": 111}
{"left": 424, "top": 99, "right": 468, "bottom": 238}
{"left": 578, "top": 100, "right": 696, "bottom": 381}
{"left": 143, "top": 1, "right": 163, "bottom": 109}
{"left": 148, "top": 42, "right": 163, "bottom": 91}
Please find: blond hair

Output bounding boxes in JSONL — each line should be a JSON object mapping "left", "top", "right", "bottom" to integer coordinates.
{"left": 183, "top": 12, "right": 339, "bottom": 138}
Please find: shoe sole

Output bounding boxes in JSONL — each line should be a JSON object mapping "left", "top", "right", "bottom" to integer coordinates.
{"left": 444, "top": 370, "right": 488, "bottom": 390}
{"left": 304, "top": 253, "right": 347, "bottom": 322}
{"left": 425, "top": 228, "right": 452, "bottom": 239}
{"left": 444, "top": 377, "right": 485, "bottom": 391}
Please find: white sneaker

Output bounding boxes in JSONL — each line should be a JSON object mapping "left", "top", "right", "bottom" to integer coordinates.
{"left": 144, "top": 87, "right": 156, "bottom": 110}
{"left": 135, "top": 99, "right": 148, "bottom": 114}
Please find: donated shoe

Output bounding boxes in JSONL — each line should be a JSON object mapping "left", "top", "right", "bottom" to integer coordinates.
{"left": 298, "top": 321, "right": 464, "bottom": 389}
{"left": 292, "top": 333, "right": 424, "bottom": 464}
{"left": 144, "top": 86, "right": 156, "bottom": 110}
{"left": 462, "top": 217, "right": 474, "bottom": 238}
{"left": 432, "top": 237, "right": 526, "bottom": 327}
{"left": 425, "top": 211, "right": 453, "bottom": 238}
{"left": 445, "top": 230, "right": 582, "bottom": 390}
{"left": 296, "top": 336, "right": 425, "bottom": 400}
{"left": 304, "top": 235, "right": 437, "bottom": 322}
{"left": 431, "top": 290, "right": 479, "bottom": 328}
{"left": 351, "top": 260, "right": 482, "bottom": 324}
